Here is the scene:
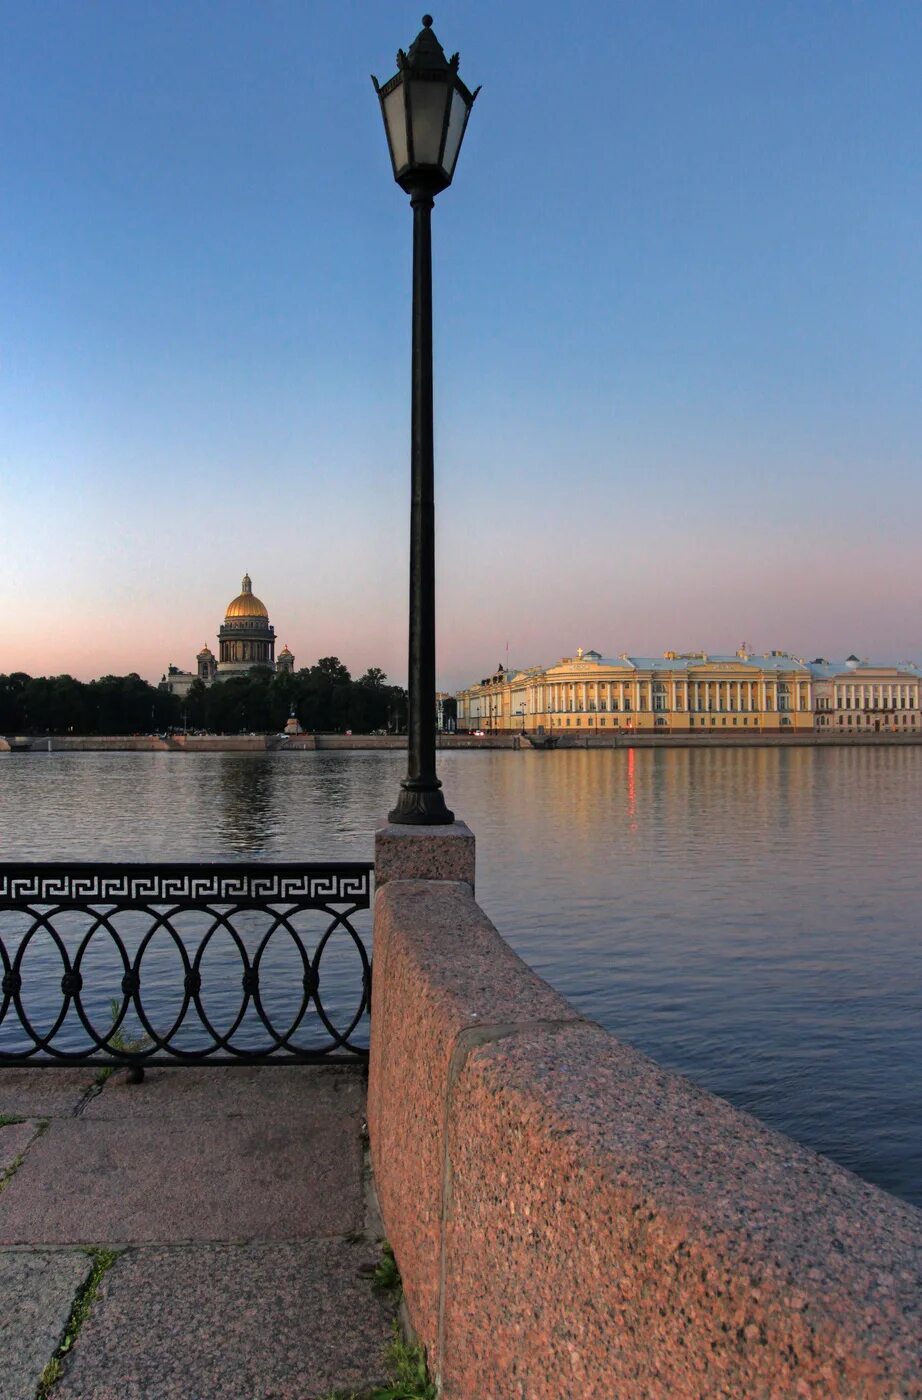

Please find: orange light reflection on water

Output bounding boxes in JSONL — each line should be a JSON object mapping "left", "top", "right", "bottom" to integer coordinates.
{"left": 626, "top": 746, "right": 637, "bottom": 831}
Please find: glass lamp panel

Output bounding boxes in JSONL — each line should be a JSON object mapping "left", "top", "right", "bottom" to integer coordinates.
{"left": 441, "top": 87, "right": 470, "bottom": 179}
{"left": 408, "top": 79, "right": 451, "bottom": 165}
{"left": 383, "top": 85, "right": 409, "bottom": 172}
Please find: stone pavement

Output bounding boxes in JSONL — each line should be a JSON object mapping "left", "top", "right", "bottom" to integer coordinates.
{"left": 0, "top": 1065, "right": 396, "bottom": 1400}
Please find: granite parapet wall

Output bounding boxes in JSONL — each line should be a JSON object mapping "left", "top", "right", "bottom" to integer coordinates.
{"left": 368, "top": 878, "right": 922, "bottom": 1399}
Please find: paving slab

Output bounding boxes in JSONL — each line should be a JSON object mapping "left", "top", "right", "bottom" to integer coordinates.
{"left": 0, "top": 1070, "right": 93, "bottom": 1118}
{"left": 55, "top": 1241, "right": 396, "bottom": 1400}
{"left": 0, "top": 1121, "right": 41, "bottom": 1176}
{"left": 83, "top": 1063, "right": 366, "bottom": 1120}
{"left": 0, "top": 1112, "right": 363, "bottom": 1245}
{"left": 0, "top": 1250, "right": 91, "bottom": 1400}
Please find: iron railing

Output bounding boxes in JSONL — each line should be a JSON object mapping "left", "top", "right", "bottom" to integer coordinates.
{"left": 0, "top": 862, "right": 373, "bottom": 1070}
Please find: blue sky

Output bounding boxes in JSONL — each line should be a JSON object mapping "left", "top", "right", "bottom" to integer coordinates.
{"left": 2, "top": 1, "right": 920, "bottom": 689}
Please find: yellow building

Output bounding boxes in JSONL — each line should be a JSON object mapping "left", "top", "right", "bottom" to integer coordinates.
{"left": 811, "top": 657, "right": 920, "bottom": 733}
{"left": 457, "top": 648, "right": 815, "bottom": 734}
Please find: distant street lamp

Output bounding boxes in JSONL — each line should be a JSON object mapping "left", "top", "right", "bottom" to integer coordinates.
{"left": 373, "top": 16, "right": 479, "bottom": 825}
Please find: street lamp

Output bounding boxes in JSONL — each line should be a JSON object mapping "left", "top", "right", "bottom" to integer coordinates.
{"left": 373, "top": 16, "right": 479, "bottom": 825}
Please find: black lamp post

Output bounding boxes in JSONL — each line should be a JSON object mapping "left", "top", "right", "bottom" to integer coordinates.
{"left": 373, "top": 16, "right": 479, "bottom": 825}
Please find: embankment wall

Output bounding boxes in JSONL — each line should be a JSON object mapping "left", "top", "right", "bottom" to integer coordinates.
{"left": 368, "top": 832, "right": 922, "bottom": 1398}
{"left": 6, "top": 731, "right": 922, "bottom": 753}
{"left": 38, "top": 735, "right": 170, "bottom": 751}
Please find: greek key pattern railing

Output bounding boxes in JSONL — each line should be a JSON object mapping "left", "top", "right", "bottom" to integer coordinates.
{"left": 0, "top": 862, "right": 373, "bottom": 1068}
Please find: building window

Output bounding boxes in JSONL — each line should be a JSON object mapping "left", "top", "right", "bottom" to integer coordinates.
{"left": 600, "top": 717, "right": 606, "bottom": 726}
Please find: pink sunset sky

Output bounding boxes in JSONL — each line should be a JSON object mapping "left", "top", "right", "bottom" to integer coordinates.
{"left": 3, "top": 4, "right": 920, "bottom": 693}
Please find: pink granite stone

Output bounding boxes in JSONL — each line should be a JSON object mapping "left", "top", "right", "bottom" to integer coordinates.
{"left": 367, "top": 879, "right": 581, "bottom": 1358}
{"left": 374, "top": 821, "right": 475, "bottom": 891}
{"left": 439, "top": 1020, "right": 922, "bottom": 1399}
{"left": 369, "top": 881, "right": 922, "bottom": 1396}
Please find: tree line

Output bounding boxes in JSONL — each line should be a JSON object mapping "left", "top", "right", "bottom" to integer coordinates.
{"left": 0, "top": 659, "right": 407, "bottom": 736}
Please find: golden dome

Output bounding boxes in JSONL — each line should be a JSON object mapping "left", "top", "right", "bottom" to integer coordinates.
{"left": 225, "top": 572, "right": 269, "bottom": 620}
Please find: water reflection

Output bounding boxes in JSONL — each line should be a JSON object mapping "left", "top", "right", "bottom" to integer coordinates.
{"left": 215, "top": 753, "right": 279, "bottom": 856}
{"left": 1, "top": 745, "right": 921, "bottom": 1207}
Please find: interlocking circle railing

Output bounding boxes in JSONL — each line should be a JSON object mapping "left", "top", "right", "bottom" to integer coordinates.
{"left": 0, "top": 862, "right": 373, "bottom": 1068}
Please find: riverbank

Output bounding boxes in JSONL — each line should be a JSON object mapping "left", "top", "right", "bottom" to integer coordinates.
{"left": 370, "top": 824, "right": 922, "bottom": 1397}
{"left": 3, "top": 730, "right": 922, "bottom": 753}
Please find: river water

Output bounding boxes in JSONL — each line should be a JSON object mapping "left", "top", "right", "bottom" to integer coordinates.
{"left": 1, "top": 746, "right": 920, "bottom": 1208}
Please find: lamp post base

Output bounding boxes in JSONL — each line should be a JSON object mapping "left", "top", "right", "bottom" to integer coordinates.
{"left": 388, "top": 781, "right": 455, "bottom": 825}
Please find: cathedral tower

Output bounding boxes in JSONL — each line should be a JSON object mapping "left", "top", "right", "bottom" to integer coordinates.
{"left": 216, "top": 573, "right": 276, "bottom": 676}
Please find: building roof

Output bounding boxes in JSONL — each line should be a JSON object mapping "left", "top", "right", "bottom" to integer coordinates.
{"left": 589, "top": 654, "right": 810, "bottom": 674}
{"left": 225, "top": 573, "right": 269, "bottom": 620}
{"left": 807, "top": 659, "right": 922, "bottom": 679}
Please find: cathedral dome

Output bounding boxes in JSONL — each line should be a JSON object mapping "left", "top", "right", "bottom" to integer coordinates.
{"left": 224, "top": 573, "right": 269, "bottom": 620}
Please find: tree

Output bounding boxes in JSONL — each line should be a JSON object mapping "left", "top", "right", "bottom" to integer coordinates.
{"left": 0, "top": 660, "right": 411, "bottom": 736}
{"left": 0, "top": 673, "right": 31, "bottom": 731}
{"left": 185, "top": 679, "right": 208, "bottom": 730}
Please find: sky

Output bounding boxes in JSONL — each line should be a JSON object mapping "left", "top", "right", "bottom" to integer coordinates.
{"left": 2, "top": 1, "right": 920, "bottom": 691}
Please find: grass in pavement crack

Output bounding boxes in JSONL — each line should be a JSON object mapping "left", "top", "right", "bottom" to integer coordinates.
{"left": 376, "top": 1327, "right": 438, "bottom": 1400}
{"left": 95, "top": 997, "right": 150, "bottom": 1084}
{"left": 0, "top": 1119, "right": 49, "bottom": 1192}
{"left": 317, "top": 1324, "right": 437, "bottom": 1399}
{"left": 319, "top": 1247, "right": 436, "bottom": 1400}
{"left": 371, "top": 1241, "right": 401, "bottom": 1297}
{"left": 35, "top": 1248, "right": 121, "bottom": 1398}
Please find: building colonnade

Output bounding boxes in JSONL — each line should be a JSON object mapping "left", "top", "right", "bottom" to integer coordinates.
{"left": 456, "top": 652, "right": 921, "bottom": 735}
